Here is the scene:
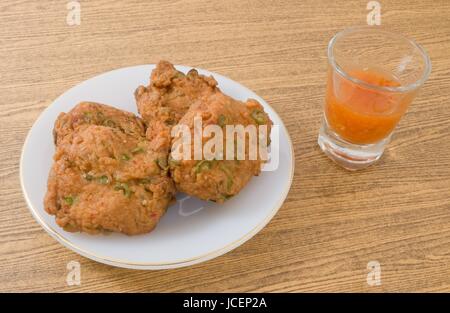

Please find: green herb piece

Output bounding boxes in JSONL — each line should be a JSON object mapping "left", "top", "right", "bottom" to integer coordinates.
{"left": 156, "top": 157, "right": 168, "bottom": 170}
{"left": 114, "top": 182, "right": 132, "bottom": 197}
{"left": 121, "top": 154, "right": 130, "bottom": 161}
{"left": 218, "top": 114, "right": 227, "bottom": 127}
{"left": 139, "top": 178, "right": 152, "bottom": 184}
{"left": 227, "top": 178, "right": 233, "bottom": 190}
{"left": 220, "top": 194, "right": 233, "bottom": 201}
{"left": 168, "top": 155, "right": 181, "bottom": 167}
{"left": 174, "top": 71, "right": 185, "bottom": 79}
{"left": 96, "top": 111, "right": 105, "bottom": 119}
{"left": 194, "top": 160, "right": 213, "bottom": 174}
{"left": 82, "top": 173, "right": 93, "bottom": 181}
{"left": 219, "top": 163, "right": 233, "bottom": 191}
{"left": 187, "top": 69, "right": 198, "bottom": 76}
{"left": 83, "top": 112, "right": 93, "bottom": 122}
{"left": 103, "top": 119, "right": 116, "bottom": 128}
{"left": 98, "top": 175, "right": 109, "bottom": 185}
{"left": 131, "top": 146, "right": 145, "bottom": 154}
{"left": 63, "top": 196, "right": 74, "bottom": 206}
{"left": 251, "top": 110, "right": 267, "bottom": 125}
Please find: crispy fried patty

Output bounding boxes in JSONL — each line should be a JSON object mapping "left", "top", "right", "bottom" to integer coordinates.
{"left": 169, "top": 92, "right": 273, "bottom": 203}
{"left": 134, "top": 60, "right": 218, "bottom": 151}
{"left": 45, "top": 102, "right": 175, "bottom": 235}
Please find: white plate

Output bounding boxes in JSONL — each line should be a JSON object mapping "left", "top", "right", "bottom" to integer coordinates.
{"left": 20, "top": 65, "right": 294, "bottom": 270}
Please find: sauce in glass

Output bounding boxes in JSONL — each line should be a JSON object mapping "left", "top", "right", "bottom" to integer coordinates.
{"left": 325, "top": 68, "right": 414, "bottom": 144}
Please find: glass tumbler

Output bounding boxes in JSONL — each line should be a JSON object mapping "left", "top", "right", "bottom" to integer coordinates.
{"left": 318, "top": 27, "right": 431, "bottom": 170}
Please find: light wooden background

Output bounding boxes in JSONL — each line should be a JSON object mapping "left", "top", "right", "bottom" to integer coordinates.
{"left": 1, "top": 0, "right": 449, "bottom": 292}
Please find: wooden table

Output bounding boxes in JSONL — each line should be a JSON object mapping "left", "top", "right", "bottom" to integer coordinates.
{"left": 1, "top": 0, "right": 449, "bottom": 292}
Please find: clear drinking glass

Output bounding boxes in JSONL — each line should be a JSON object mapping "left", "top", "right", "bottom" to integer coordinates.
{"left": 318, "top": 27, "right": 431, "bottom": 170}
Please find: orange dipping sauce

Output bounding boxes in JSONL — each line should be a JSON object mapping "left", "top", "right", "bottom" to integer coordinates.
{"left": 325, "top": 68, "right": 414, "bottom": 144}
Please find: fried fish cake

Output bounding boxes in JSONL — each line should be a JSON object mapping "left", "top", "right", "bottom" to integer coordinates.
{"left": 45, "top": 103, "right": 175, "bottom": 235}
{"left": 169, "top": 92, "right": 272, "bottom": 203}
{"left": 134, "top": 60, "right": 218, "bottom": 151}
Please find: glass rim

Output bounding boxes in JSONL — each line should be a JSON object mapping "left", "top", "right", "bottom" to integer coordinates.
{"left": 327, "top": 26, "right": 432, "bottom": 93}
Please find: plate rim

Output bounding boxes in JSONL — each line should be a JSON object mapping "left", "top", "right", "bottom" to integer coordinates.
{"left": 19, "top": 64, "right": 295, "bottom": 270}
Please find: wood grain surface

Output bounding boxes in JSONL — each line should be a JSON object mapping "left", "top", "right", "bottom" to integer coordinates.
{"left": 1, "top": 0, "right": 449, "bottom": 292}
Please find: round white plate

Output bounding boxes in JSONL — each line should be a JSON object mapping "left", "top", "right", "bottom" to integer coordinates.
{"left": 20, "top": 64, "right": 294, "bottom": 270}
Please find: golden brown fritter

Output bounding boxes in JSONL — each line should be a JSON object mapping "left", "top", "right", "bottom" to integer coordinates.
{"left": 134, "top": 60, "right": 218, "bottom": 151}
{"left": 169, "top": 92, "right": 273, "bottom": 203}
{"left": 45, "top": 102, "right": 175, "bottom": 235}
